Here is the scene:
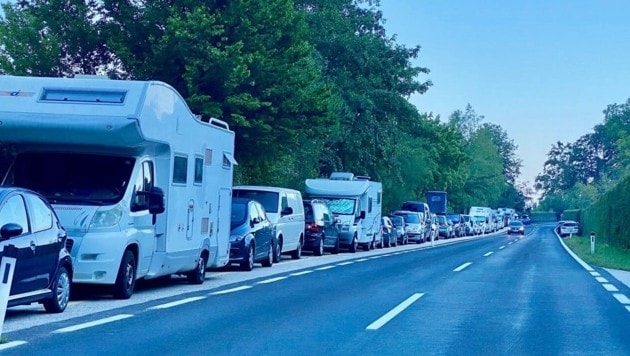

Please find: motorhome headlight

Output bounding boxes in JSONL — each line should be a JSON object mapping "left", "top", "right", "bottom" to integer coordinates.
{"left": 90, "top": 205, "right": 123, "bottom": 228}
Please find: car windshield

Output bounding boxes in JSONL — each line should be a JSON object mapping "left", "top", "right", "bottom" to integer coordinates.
{"left": 230, "top": 202, "right": 248, "bottom": 229}
{"left": 233, "top": 190, "right": 279, "bottom": 213}
{"left": 446, "top": 214, "right": 460, "bottom": 223}
{"left": 510, "top": 221, "right": 523, "bottom": 227}
{"left": 397, "top": 213, "right": 419, "bottom": 223}
{"left": 563, "top": 222, "right": 578, "bottom": 227}
{"left": 390, "top": 216, "right": 404, "bottom": 226}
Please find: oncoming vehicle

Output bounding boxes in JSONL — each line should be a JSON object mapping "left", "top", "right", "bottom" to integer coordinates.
{"left": 507, "top": 221, "right": 525, "bottom": 235}
{"left": 0, "top": 187, "right": 73, "bottom": 313}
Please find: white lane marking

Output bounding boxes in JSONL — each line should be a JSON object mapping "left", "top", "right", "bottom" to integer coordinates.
{"left": 0, "top": 341, "right": 27, "bottom": 350}
{"left": 366, "top": 293, "right": 424, "bottom": 330}
{"left": 316, "top": 265, "right": 336, "bottom": 271}
{"left": 209, "top": 286, "right": 252, "bottom": 295}
{"left": 603, "top": 284, "right": 619, "bottom": 292}
{"left": 613, "top": 293, "right": 630, "bottom": 304}
{"left": 626, "top": 306, "right": 630, "bottom": 313}
{"left": 369, "top": 256, "right": 383, "bottom": 260}
{"left": 356, "top": 258, "right": 369, "bottom": 262}
{"left": 555, "top": 230, "right": 594, "bottom": 272}
{"left": 483, "top": 252, "right": 494, "bottom": 257}
{"left": 453, "top": 262, "right": 473, "bottom": 272}
{"left": 337, "top": 261, "right": 354, "bottom": 266}
{"left": 53, "top": 314, "right": 134, "bottom": 333}
{"left": 590, "top": 271, "right": 601, "bottom": 276}
{"left": 499, "top": 246, "right": 506, "bottom": 250}
{"left": 596, "top": 277, "right": 609, "bottom": 283}
{"left": 290, "top": 270, "right": 313, "bottom": 276}
{"left": 257, "top": 276, "right": 288, "bottom": 284}
{"left": 149, "top": 296, "right": 206, "bottom": 310}
{"left": 508, "top": 242, "right": 514, "bottom": 245}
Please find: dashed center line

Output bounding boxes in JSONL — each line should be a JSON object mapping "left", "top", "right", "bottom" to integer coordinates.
{"left": 316, "top": 265, "right": 336, "bottom": 271}
{"left": 613, "top": 293, "right": 630, "bottom": 304}
{"left": 603, "top": 284, "right": 619, "bottom": 292}
{"left": 257, "top": 276, "right": 288, "bottom": 284}
{"left": 290, "top": 270, "right": 313, "bottom": 276}
{"left": 149, "top": 296, "right": 206, "bottom": 310}
{"left": 508, "top": 242, "right": 514, "bottom": 245}
{"left": 53, "top": 314, "right": 134, "bottom": 333}
{"left": 483, "top": 252, "right": 494, "bottom": 257}
{"left": 209, "top": 286, "right": 252, "bottom": 295}
{"left": 453, "top": 262, "right": 473, "bottom": 272}
{"left": 366, "top": 293, "right": 424, "bottom": 330}
{"left": 499, "top": 246, "right": 506, "bottom": 250}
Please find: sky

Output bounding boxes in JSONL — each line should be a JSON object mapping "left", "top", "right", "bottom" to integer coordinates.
{"left": 377, "top": 0, "right": 630, "bottom": 187}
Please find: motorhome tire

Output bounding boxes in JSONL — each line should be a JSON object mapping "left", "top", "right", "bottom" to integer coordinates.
{"left": 261, "top": 243, "right": 273, "bottom": 267}
{"left": 43, "top": 266, "right": 71, "bottom": 313}
{"left": 241, "top": 243, "right": 255, "bottom": 271}
{"left": 273, "top": 238, "right": 282, "bottom": 263}
{"left": 291, "top": 238, "right": 302, "bottom": 260}
{"left": 314, "top": 234, "right": 324, "bottom": 256}
{"left": 113, "top": 251, "right": 136, "bottom": 299}
{"left": 187, "top": 253, "right": 207, "bottom": 284}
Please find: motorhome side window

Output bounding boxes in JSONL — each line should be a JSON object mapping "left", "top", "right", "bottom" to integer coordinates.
{"left": 131, "top": 161, "right": 154, "bottom": 212}
{"left": 368, "top": 197, "right": 373, "bottom": 213}
{"left": 173, "top": 155, "right": 188, "bottom": 184}
{"left": 194, "top": 156, "right": 203, "bottom": 184}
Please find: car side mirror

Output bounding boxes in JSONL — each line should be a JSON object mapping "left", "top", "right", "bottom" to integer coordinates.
{"left": 281, "top": 207, "right": 293, "bottom": 216}
{"left": 1, "top": 223, "right": 23, "bottom": 240}
{"left": 250, "top": 217, "right": 261, "bottom": 227}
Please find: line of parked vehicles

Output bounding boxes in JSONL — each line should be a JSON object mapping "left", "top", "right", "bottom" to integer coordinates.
{"left": 0, "top": 75, "right": 523, "bottom": 318}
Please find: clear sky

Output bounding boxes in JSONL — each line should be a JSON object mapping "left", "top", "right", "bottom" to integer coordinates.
{"left": 378, "top": 0, "right": 630, "bottom": 187}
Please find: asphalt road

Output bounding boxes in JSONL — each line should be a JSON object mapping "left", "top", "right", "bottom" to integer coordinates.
{"left": 2, "top": 224, "right": 630, "bottom": 355}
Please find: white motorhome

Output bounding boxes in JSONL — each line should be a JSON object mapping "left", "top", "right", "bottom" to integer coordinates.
{"left": 305, "top": 172, "right": 382, "bottom": 252}
{"left": 0, "top": 75, "right": 236, "bottom": 299}
{"left": 469, "top": 206, "right": 493, "bottom": 234}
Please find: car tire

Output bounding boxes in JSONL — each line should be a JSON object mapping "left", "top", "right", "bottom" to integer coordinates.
{"left": 314, "top": 234, "right": 324, "bottom": 256}
{"left": 261, "top": 243, "right": 273, "bottom": 267}
{"left": 273, "top": 237, "right": 282, "bottom": 263}
{"left": 186, "top": 252, "right": 207, "bottom": 284}
{"left": 43, "top": 265, "right": 71, "bottom": 313}
{"left": 112, "top": 250, "right": 136, "bottom": 300}
{"left": 349, "top": 235, "right": 358, "bottom": 253}
{"left": 291, "top": 238, "right": 302, "bottom": 260}
{"left": 241, "top": 243, "right": 255, "bottom": 271}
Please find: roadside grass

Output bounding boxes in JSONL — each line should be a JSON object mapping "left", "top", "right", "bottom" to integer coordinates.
{"left": 564, "top": 235, "right": 630, "bottom": 271}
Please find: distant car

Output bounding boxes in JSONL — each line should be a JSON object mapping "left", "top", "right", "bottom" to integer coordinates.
{"left": 446, "top": 213, "right": 464, "bottom": 237}
{"left": 507, "top": 221, "right": 525, "bottom": 235}
{"left": 461, "top": 214, "right": 474, "bottom": 236}
{"left": 558, "top": 221, "right": 580, "bottom": 237}
{"left": 519, "top": 214, "right": 532, "bottom": 225}
{"left": 381, "top": 216, "right": 398, "bottom": 248}
{"left": 437, "top": 214, "right": 454, "bottom": 238}
{"left": 0, "top": 187, "right": 73, "bottom": 313}
{"left": 392, "top": 210, "right": 425, "bottom": 243}
{"left": 390, "top": 215, "right": 408, "bottom": 245}
{"left": 303, "top": 199, "right": 340, "bottom": 255}
{"left": 229, "top": 198, "right": 274, "bottom": 271}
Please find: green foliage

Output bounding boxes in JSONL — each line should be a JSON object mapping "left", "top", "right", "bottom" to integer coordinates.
{"left": 564, "top": 236, "right": 630, "bottom": 271}
{"left": 529, "top": 211, "right": 557, "bottom": 222}
{"left": 562, "top": 209, "right": 581, "bottom": 222}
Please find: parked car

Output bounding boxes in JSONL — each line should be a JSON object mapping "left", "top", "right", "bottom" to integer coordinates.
{"left": 303, "top": 199, "right": 340, "bottom": 255}
{"left": 392, "top": 210, "right": 425, "bottom": 243}
{"left": 446, "top": 213, "right": 465, "bottom": 237}
{"left": 229, "top": 197, "right": 274, "bottom": 271}
{"left": 381, "top": 216, "right": 398, "bottom": 248}
{"left": 400, "top": 201, "right": 432, "bottom": 241}
{"left": 507, "top": 221, "right": 525, "bottom": 235}
{"left": 0, "top": 187, "right": 73, "bottom": 313}
{"left": 390, "top": 215, "right": 408, "bottom": 245}
{"left": 558, "top": 221, "right": 580, "bottom": 237}
{"left": 437, "top": 214, "right": 454, "bottom": 238}
{"left": 461, "top": 214, "right": 474, "bottom": 236}
{"left": 233, "top": 186, "right": 305, "bottom": 262}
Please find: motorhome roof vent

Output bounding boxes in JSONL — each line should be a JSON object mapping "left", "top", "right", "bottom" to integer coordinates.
{"left": 40, "top": 88, "right": 126, "bottom": 104}
{"left": 355, "top": 175, "right": 371, "bottom": 181}
{"left": 330, "top": 172, "right": 355, "bottom": 181}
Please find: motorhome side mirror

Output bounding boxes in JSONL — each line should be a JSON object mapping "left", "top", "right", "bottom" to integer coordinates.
{"left": 281, "top": 206, "right": 293, "bottom": 216}
{"left": 0, "top": 223, "right": 23, "bottom": 240}
{"left": 148, "top": 187, "right": 166, "bottom": 215}
{"left": 360, "top": 211, "right": 366, "bottom": 219}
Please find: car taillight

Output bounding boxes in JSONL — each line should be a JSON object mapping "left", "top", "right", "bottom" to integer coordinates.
{"left": 307, "top": 222, "right": 319, "bottom": 232}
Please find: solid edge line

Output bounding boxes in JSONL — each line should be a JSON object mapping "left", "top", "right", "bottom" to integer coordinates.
{"left": 0, "top": 341, "right": 27, "bottom": 350}
{"left": 52, "top": 314, "right": 134, "bottom": 333}
{"left": 148, "top": 296, "right": 206, "bottom": 310}
{"left": 290, "top": 270, "right": 313, "bottom": 276}
{"left": 209, "top": 285, "right": 252, "bottom": 295}
{"left": 366, "top": 293, "right": 424, "bottom": 330}
{"left": 453, "top": 262, "right": 473, "bottom": 272}
{"left": 555, "top": 229, "right": 594, "bottom": 272}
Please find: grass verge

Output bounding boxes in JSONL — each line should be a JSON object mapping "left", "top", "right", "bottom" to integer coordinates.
{"left": 563, "top": 235, "right": 630, "bottom": 271}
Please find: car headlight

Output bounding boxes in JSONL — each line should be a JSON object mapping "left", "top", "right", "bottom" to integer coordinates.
{"left": 90, "top": 205, "right": 123, "bottom": 228}
{"left": 230, "top": 235, "right": 244, "bottom": 242}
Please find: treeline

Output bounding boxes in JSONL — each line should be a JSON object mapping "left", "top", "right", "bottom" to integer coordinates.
{"left": 536, "top": 99, "right": 630, "bottom": 213}
{"left": 0, "top": 0, "right": 525, "bottom": 213}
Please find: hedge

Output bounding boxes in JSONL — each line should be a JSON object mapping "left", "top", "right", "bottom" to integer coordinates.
{"left": 581, "top": 175, "right": 630, "bottom": 249}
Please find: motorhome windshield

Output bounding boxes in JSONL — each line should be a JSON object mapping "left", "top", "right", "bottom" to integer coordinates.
{"left": 473, "top": 216, "right": 486, "bottom": 223}
{"left": 232, "top": 190, "right": 279, "bottom": 213}
{"left": 5, "top": 152, "right": 134, "bottom": 205}
{"left": 320, "top": 198, "right": 356, "bottom": 215}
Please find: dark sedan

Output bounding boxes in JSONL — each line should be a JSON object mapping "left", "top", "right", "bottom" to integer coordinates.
{"left": 229, "top": 197, "right": 274, "bottom": 271}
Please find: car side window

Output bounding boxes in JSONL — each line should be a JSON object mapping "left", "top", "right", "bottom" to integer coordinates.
{"left": 249, "top": 203, "right": 259, "bottom": 223}
{"left": 0, "top": 195, "right": 30, "bottom": 235}
{"left": 255, "top": 203, "right": 267, "bottom": 222}
{"left": 26, "top": 194, "right": 53, "bottom": 232}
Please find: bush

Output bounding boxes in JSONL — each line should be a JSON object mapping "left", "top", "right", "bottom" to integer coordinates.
{"left": 581, "top": 175, "right": 630, "bottom": 249}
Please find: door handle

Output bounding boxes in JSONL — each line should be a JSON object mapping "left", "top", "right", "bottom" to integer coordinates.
{"left": 30, "top": 241, "right": 36, "bottom": 253}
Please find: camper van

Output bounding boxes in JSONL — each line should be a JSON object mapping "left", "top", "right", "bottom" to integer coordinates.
{"left": 469, "top": 206, "right": 493, "bottom": 234}
{"left": 0, "top": 75, "right": 236, "bottom": 299}
{"left": 305, "top": 173, "right": 382, "bottom": 252}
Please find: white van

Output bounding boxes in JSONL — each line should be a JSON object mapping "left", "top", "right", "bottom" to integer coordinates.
{"left": 232, "top": 186, "right": 305, "bottom": 261}
{"left": 0, "top": 75, "right": 236, "bottom": 299}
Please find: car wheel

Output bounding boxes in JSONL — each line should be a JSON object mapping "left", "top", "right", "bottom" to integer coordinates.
{"left": 314, "top": 234, "right": 324, "bottom": 256}
{"left": 349, "top": 235, "right": 358, "bottom": 253}
{"left": 112, "top": 250, "right": 136, "bottom": 299}
{"left": 261, "top": 243, "right": 273, "bottom": 267}
{"left": 273, "top": 237, "right": 282, "bottom": 263}
{"left": 43, "top": 265, "right": 71, "bottom": 313}
{"left": 241, "top": 243, "right": 255, "bottom": 271}
{"left": 291, "top": 238, "right": 302, "bottom": 259}
{"left": 186, "top": 252, "right": 207, "bottom": 284}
